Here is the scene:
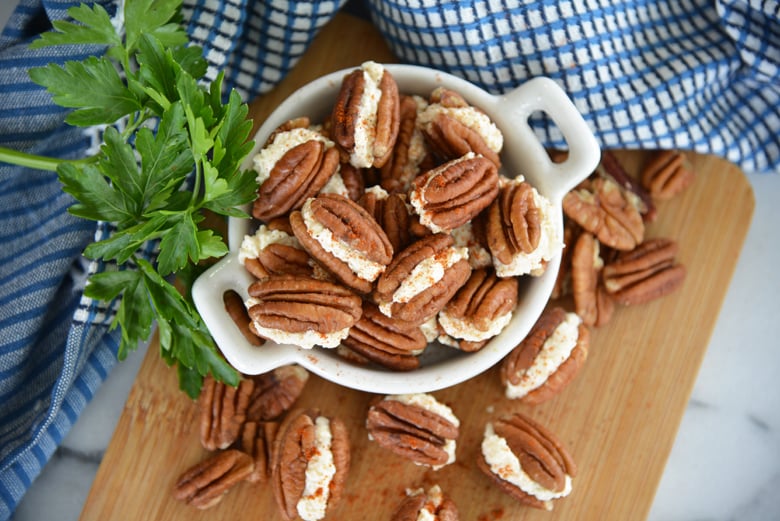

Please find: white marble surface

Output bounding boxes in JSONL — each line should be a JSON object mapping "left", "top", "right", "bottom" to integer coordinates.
{"left": 4, "top": 3, "right": 780, "bottom": 521}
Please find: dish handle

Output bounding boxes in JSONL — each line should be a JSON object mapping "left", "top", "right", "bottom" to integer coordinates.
{"left": 191, "top": 253, "right": 302, "bottom": 375}
{"left": 499, "top": 77, "right": 600, "bottom": 201}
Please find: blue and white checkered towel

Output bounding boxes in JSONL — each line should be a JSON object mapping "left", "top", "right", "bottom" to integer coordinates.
{"left": 1, "top": 0, "right": 778, "bottom": 517}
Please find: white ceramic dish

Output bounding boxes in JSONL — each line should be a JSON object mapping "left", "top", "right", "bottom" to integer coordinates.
{"left": 192, "top": 63, "right": 600, "bottom": 395}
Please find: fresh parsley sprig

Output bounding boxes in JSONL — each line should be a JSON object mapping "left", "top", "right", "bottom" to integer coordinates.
{"left": 0, "top": 0, "right": 258, "bottom": 398}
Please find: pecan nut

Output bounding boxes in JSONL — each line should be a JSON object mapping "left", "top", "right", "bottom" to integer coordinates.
{"left": 223, "top": 290, "right": 265, "bottom": 346}
{"left": 486, "top": 177, "right": 560, "bottom": 277}
{"left": 271, "top": 409, "right": 351, "bottom": 521}
{"left": 290, "top": 193, "right": 394, "bottom": 294}
{"left": 173, "top": 449, "right": 254, "bottom": 509}
{"left": 247, "top": 365, "right": 310, "bottom": 421}
{"left": 199, "top": 375, "right": 255, "bottom": 451}
{"left": 246, "top": 274, "right": 362, "bottom": 349}
{"left": 331, "top": 61, "right": 400, "bottom": 169}
{"left": 366, "top": 393, "right": 459, "bottom": 469}
{"left": 341, "top": 302, "right": 427, "bottom": 371}
{"left": 599, "top": 151, "right": 657, "bottom": 222}
{"left": 500, "top": 306, "right": 589, "bottom": 404}
{"left": 240, "top": 224, "right": 313, "bottom": 280}
{"left": 380, "top": 94, "right": 432, "bottom": 194}
{"left": 418, "top": 87, "right": 503, "bottom": 168}
{"left": 409, "top": 153, "right": 499, "bottom": 233}
{"left": 238, "top": 421, "right": 278, "bottom": 484}
{"left": 437, "top": 268, "right": 518, "bottom": 352}
{"left": 641, "top": 149, "right": 695, "bottom": 201}
{"left": 602, "top": 237, "right": 686, "bottom": 305}
{"left": 571, "top": 232, "right": 614, "bottom": 327}
{"left": 390, "top": 485, "right": 459, "bottom": 521}
{"left": 358, "top": 186, "right": 413, "bottom": 254}
{"left": 252, "top": 129, "right": 340, "bottom": 221}
{"left": 375, "top": 233, "right": 472, "bottom": 324}
{"left": 563, "top": 176, "right": 644, "bottom": 251}
{"left": 478, "top": 412, "right": 576, "bottom": 511}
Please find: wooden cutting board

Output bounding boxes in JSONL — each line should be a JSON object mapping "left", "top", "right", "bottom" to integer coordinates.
{"left": 78, "top": 12, "right": 755, "bottom": 521}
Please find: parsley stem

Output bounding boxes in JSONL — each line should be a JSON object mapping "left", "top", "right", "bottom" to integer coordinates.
{"left": 0, "top": 146, "right": 91, "bottom": 172}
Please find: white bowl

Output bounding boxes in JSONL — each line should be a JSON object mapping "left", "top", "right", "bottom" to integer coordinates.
{"left": 192, "top": 64, "right": 600, "bottom": 395}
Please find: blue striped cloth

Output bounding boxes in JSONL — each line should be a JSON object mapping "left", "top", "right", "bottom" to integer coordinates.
{"left": 1, "top": 0, "right": 778, "bottom": 518}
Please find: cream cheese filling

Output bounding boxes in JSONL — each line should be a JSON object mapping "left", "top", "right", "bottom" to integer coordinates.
{"left": 296, "top": 416, "right": 336, "bottom": 521}
{"left": 379, "top": 246, "right": 468, "bottom": 316}
{"left": 437, "top": 308, "right": 513, "bottom": 342}
{"left": 350, "top": 61, "right": 385, "bottom": 168}
{"left": 504, "top": 312, "right": 581, "bottom": 399}
{"left": 482, "top": 423, "right": 572, "bottom": 507}
{"left": 301, "top": 198, "right": 385, "bottom": 282}
{"left": 238, "top": 225, "right": 301, "bottom": 264}
{"left": 418, "top": 102, "right": 503, "bottom": 153}
{"left": 253, "top": 127, "right": 332, "bottom": 186}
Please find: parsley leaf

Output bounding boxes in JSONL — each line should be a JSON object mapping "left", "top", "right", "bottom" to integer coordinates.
{"left": 29, "top": 57, "right": 142, "bottom": 126}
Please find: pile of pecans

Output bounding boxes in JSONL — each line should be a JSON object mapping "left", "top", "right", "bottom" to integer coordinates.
{"left": 174, "top": 59, "right": 696, "bottom": 519}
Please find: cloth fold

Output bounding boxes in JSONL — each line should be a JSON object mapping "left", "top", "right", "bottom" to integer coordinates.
{"left": 1, "top": 0, "right": 778, "bottom": 518}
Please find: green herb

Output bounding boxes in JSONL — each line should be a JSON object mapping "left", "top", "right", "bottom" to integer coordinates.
{"left": 0, "top": 0, "right": 258, "bottom": 398}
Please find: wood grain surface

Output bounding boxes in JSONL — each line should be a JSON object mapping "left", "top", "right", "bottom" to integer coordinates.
{"left": 78, "top": 12, "right": 755, "bottom": 521}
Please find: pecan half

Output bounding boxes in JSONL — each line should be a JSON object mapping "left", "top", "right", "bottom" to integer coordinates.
{"left": 252, "top": 137, "right": 340, "bottom": 221}
{"left": 238, "top": 421, "right": 278, "bottom": 483}
{"left": 199, "top": 375, "right": 255, "bottom": 451}
{"left": 341, "top": 302, "right": 426, "bottom": 371}
{"left": 246, "top": 274, "right": 362, "bottom": 348}
{"left": 419, "top": 87, "right": 502, "bottom": 168}
{"left": 290, "top": 193, "right": 393, "bottom": 294}
{"left": 563, "top": 177, "right": 644, "bottom": 251}
{"left": 391, "top": 485, "right": 459, "bottom": 521}
{"left": 641, "top": 149, "right": 695, "bottom": 201}
{"left": 223, "top": 290, "right": 264, "bottom": 346}
{"left": 570, "top": 232, "right": 614, "bottom": 327}
{"left": 358, "top": 187, "right": 413, "bottom": 253}
{"left": 173, "top": 449, "right": 254, "bottom": 509}
{"left": 339, "top": 162, "right": 366, "bottom": 201}
{"left": 409, "top": 153, "right": 499, "bottom": 233}
{"left": 247, "top": 365, "right": 310, "bottom": 421}
{"left": 375, "top": 233, "right": 472, "bottom": 324}
{"left": 240, "top": 224, "right": 313, "bottom": 280}
{"left": 438, "top": 268, "right": 518, "bottom": 352}
{"left": 331, "top": 61, "right": 400, "bottom": 169}
{"left": 380, "top": 94, "right": 431, "bottom": 194}
{"left": 500, "top": 306, "right": 589, "bottom": 404}
{"left": 486, "top": 177, "right": 560, "bottom": 277}
{"left": 602, "top": 237, "right": 686, "bottom": 305}
{"left": 598, "top": 150, "right": 657, "bottom": 222}
{"left": 478, "top": 413, "right": 576, "bottom": 511}
{"left": 366, "top": 394, "right": 459, "bottom": 469}
{"left": 271, "top": 409, "right": 351, "bottom": 521}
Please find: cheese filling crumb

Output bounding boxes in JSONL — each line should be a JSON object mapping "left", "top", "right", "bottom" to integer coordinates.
{"left": 411, "top": 485, "right": 444, "bottom": 521}
{"left": 239, "top": 225, "right": 301, "bottom": 264}
{"left": 481, "top": 423, "right": 572, "bottom": 506}
{"left": 296, "top": 417, "right": 336, "bottom": 521}
{"left": 301, "top": 198, "right": 386, "bottom": 282}
{"left": 244, "top": 297, "right": 350, "bottom": 349}
{"left": 379, "top": 246, "right": 468, "bottom": 316}
{"left": 437, "top": 308, "right": 513, "bottom": 342}
{"left": 493, "top": 182, "right": 561, "bottom": 277}
{"left": 504, "top": 312, "right": 581, "bottom": 399}
{"left": 351, "top": 61, "right": 385, "bottom": 168}
{"left": 418, "top": 102, "right": 503, "bottom": 153}
{"left": 253, "top": 127, "right": 333, "bottom": 186}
